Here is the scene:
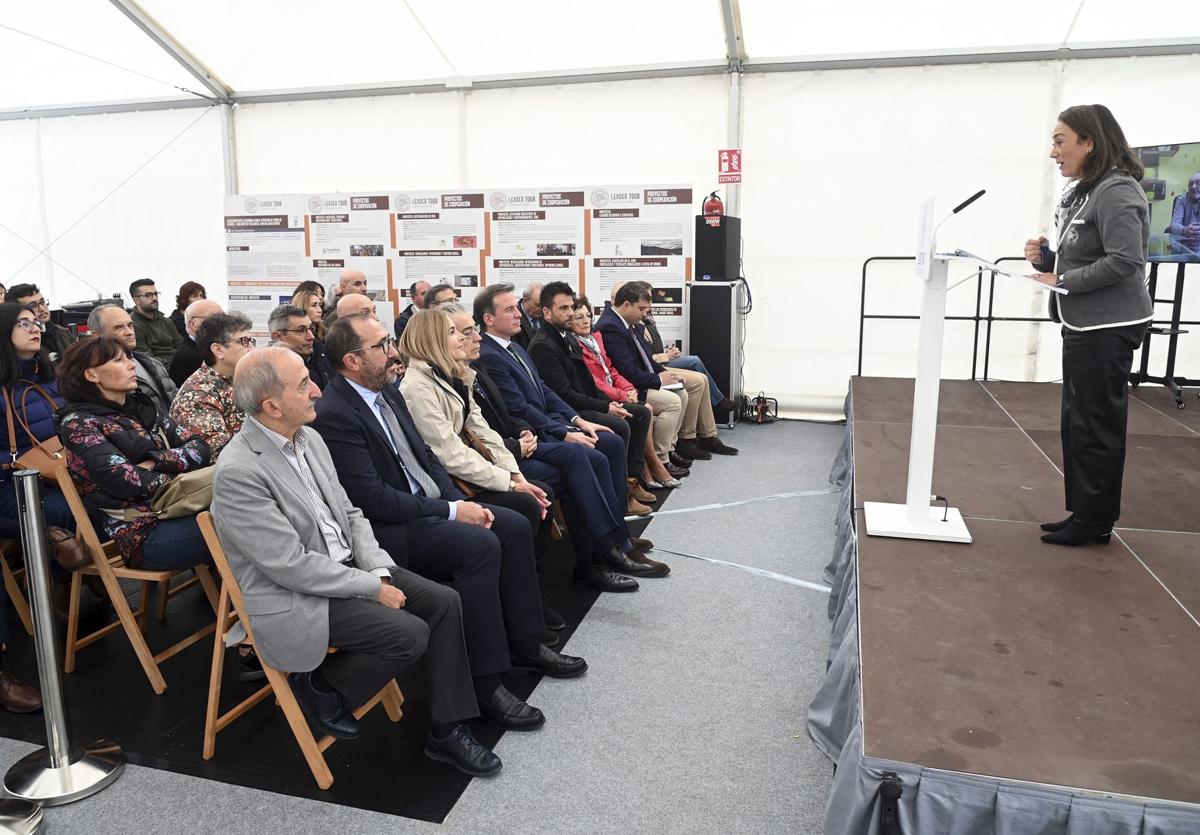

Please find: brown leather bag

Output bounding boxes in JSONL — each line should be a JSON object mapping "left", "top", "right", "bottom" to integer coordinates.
{"left": 2, "top": 385, "right": 65, "bottom": 485}
{"left": 460, "top": 425, "right": 497, "bottom": 464}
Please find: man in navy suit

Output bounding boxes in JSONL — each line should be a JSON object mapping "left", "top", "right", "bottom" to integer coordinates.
{"left": 474, "top": 284, "right": 665, "bottom": 584}
{"left": 596, "top": 283, "right": 737, "bottom": 461}
{"left": 311, "top": 315, "right": 586, "bottom": 732}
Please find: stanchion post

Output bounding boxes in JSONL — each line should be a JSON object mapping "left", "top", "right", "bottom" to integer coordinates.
{"left": 3, "top": 470, "right": 124, "bottom": 805}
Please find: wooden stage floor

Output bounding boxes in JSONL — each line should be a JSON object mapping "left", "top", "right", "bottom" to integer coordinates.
{"left": 851, "top": 376, "right": 1200, "bottom": 804}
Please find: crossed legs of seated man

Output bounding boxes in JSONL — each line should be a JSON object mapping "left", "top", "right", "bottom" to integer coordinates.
{"left": 668, "top": 367, "right": 738, "bottom": 460}
{"left": 519, "top": 437, "right": 669, "bottom": 587}
{"left": 372, "top": 502, "right": 587, "bottom": 730}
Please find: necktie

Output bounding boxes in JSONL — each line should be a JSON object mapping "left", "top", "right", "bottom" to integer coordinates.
{"left": 506, "top": 344, "right": 537, "bottom": 384}
{"left": 374, "top": 394, "right": 441, "bottom": 499}
{"left": 632, "top": 327, "right": 655, "bottom": 373}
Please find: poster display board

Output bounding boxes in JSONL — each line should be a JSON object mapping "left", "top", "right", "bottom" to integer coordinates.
{"left": 223, "top": 185, "right": 693, "bottom": 345}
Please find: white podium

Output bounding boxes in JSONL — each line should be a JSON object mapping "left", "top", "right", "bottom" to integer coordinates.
{"left": 862, "top": 196, "right": 1064, "bottom": 544}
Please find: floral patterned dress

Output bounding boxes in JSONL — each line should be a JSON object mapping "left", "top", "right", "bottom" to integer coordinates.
{"left": 58, "top": 391, "right": 210, "bottom": 567}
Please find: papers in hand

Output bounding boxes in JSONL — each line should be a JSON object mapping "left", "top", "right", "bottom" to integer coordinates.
{"left": 662, "top": 382, "right": 685, "bottom": 391}
{"left": 943, "top": 249, "right": 1068, "bottom": 295}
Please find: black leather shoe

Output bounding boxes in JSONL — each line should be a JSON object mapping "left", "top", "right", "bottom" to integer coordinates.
{"left": 424, "top": 725, "right": 502, "bottom": 777}
{"left": 510, "top": 643, "right": 588, "bottom": 678}
{"left": 574, "top": 566, "right": 639, "bottom": 592}
{"left": 699, "top": 436, "right": 738, "bottom": 456}
{"left": 713, "top": 398, "right": 738, "bottom": 420}
{"left": 477, "top": 683, "right": 545, "bottom": 730}
{"left": 237, "top": 647, "right": 267, "bottom": 683}
{"left": 600, "top": 547, "right": 654, "bottom": 576}
{"left": 287, "top": 671, "right": 360, "bottom": 739}
{"left": 1039, "top": 514, "right": 1074, "bottom": 532}
{"left": 1040, "top": 520, "right": 1113, "bottom": 547}
{"left": 543, "top": 604, "right": 566, "bottom": 631}
{"left": 669, "top": 450, "right": 693, "bottom": 467}
{"left": 665, "top": 461, "right": 690, "bottom": 478}
{"left": 676, "top": 439, "right": 711, "bottom": 460}
{"left": 540, "top": 629, "right": 559, "bottom": 648}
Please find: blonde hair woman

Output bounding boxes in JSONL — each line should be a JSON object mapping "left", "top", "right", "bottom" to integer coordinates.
{"left": 398, "top": 307, "right": 552, "bottom": 540}
{"left": 290, "top": 289, "right": 326, "bottom": 342}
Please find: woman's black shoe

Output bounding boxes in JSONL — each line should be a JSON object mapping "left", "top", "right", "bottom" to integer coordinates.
{"left": 1040, "top": 520, "right": 1112, "bottom": 547}
{"left": 1039, "top": 514, "right": 1074, "bottom": 533}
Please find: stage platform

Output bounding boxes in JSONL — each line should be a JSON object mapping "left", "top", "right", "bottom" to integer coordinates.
{"left": 810, "top": 377, "right": 1200, "bottom": 834}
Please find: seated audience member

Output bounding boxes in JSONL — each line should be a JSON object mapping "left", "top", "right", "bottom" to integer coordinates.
{"left": 597, "top": 283, "right": 736, "bottom": 462}
{"left": 216, "top": 348, "right": 503, "bottom": 775}
{"left": 1167, "top": 171, "right": 1200, "bottom": 255}
{"left": 0, "top": 303, "right": 86, "bottom": 534}
{"left": 394, "top": 280, "right": 431, "bottom": 340}
{"left": 323, "top": 269, "right": 368, "bottom": 325}
{"left": 571, "top": 297, "right": 682, "bottom": 489}
{"left": 7, "top": 284, "right": 76, "bottom": 363}
{"left": 474, "top": 284, "right": 667, "bottom": 584}
{"left": 269, "top": 304, "right": 332, "bottom": 391}
{"left": 291, "top": 288, "right": 327, "bottom": 342}
{"left": 625, "top": 281, "right": 737, "bottom": 420}
{"left": 424, "top": 284, "right": 458, "bottom": 310}
{"left": 168, "top": 298, "right": 222, "bottom": 387}
{"left": 528, "top": 283, "right": 655, "bottom": 515}
{"left": 87, "top": 303, "right": 177, "bottom": 409}
{"left": 513, "top": 283, "right": 543, "bottom": 349}
{"left": 336, "top": 293, "right": 378, "bottom": 321}
{"left": 311, "top": 319, "right": 581, "bottom": 721}
{"left": 129, "top": 278, "right": 182, "bottom": 366}
{"left": 397, "top": 307, "right": 562, "bottom": 614}
{"left": 170, "top": 281, "right": 207, "bottom": 337}
{"left": 169, "top": 313, "right": 256, "bottom": 461}
{"left": 0, "top": 284, "right": 6, "bottom": 303}
{"left": 57, "top": 337, "right": 213, "bottom": 571}
{"left": 1, "top": 568, "right": 41, "bottom": 712}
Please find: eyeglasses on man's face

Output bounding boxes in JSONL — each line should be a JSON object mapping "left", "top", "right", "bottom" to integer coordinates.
{"left": 228, "top": 335, "right": 257, "bottom": 348}
{"left": 279, "top": 325, "right": 314, "bottom": 336}
{"left": 135, "top": 291, "right": 160, "bottom": 299}
{"left": 15, "top": 318, "right": 45, "bottom": 333}
{"left": 351, "top": 335, "right": 396, "bottom": 354}
{"left": 25, "top": 297, "right": 49, "bottom": 309}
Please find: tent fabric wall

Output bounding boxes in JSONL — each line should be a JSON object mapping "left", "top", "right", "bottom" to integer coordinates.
{"left": 2, "top": 55, "right": 1198, "bottom": 411}
{"left": 0, "top": 106, "right": 227, "bottom": 308}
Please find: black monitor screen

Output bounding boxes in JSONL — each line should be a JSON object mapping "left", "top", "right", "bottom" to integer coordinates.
{"left": 1136, "top": 142, "right": 1200, "bottom": 263}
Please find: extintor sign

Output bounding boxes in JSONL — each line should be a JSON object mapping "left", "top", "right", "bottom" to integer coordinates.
{"left": 717, "top": 149, "right": 742, "bottom": 183}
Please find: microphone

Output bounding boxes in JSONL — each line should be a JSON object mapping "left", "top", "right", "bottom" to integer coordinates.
{"left": 951, "top": 189, "right": 986, "bottom": 214}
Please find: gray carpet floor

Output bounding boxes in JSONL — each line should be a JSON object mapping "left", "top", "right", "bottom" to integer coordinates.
{"left": 2, "top": 419, "right": 844, "bottom": 835}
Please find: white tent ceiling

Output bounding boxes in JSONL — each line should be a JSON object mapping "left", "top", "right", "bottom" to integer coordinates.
{"left": 2, "top": 0, "right": 1198, "bottom": 113}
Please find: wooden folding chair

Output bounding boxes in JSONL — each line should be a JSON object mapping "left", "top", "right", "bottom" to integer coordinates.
{"left": 0, "top": 540, "right": 32, "bottom": 636}
{"left": 56, "top": 464, "right": 219, "bottom": 695}
{"left": 196, "top": 512, "right": 404, "bottom": 790}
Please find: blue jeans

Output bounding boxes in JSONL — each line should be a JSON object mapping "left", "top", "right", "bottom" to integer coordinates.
{"left": 666, "top": 355, "right": 725, "bottom": 404}
{"left": 139, "top": 516, "right": 214, "bottom": 571}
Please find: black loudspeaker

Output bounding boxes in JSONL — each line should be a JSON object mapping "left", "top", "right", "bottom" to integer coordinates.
{"left": 688, "top": 280, "right": 744, "bottom": 411}
{"left": 694, "top": 215, "right": 741, "bottom": 280}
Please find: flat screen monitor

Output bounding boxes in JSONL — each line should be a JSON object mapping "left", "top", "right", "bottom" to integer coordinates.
{"left": 1136, "top": 142, "right": 1200, "bottom": 263}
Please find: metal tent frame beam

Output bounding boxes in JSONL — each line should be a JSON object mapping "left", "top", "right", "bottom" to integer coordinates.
{"left": 107, "top": 0, "right": 232, "bottom": 102}
{"left": 1, "top": 37, "right": 1196, "bottom": 122}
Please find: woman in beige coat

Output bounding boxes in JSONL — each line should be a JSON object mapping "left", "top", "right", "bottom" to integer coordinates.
{"left": 398, "top": 307, "right": 558, "bottom": 578}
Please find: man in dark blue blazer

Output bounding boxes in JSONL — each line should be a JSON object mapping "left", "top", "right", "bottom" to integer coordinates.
{"left": 312, "top": 316, "right": 586, "bottom": 730}
{"left": 596, "top": 284, "right": 736, "bottom": 460}
{"left": 474, "top": 283, "right": 665, "bottom": 584}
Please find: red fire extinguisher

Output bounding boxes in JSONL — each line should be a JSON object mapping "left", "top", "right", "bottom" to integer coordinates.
{"left": 703, "top": 191, "right": 724, "bottom": 217}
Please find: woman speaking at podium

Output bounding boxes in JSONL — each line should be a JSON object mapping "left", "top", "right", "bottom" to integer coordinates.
{"left": 1024, "top": 104, "right": 1153, "bottom": 547}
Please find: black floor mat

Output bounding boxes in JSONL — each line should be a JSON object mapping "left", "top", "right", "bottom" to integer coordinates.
{"left": 0, "top": 501, "right": 660, "bottom": 823}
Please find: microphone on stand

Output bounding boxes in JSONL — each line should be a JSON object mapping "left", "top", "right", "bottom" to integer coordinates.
{"left": 933, "top": 189, "right": 986, "bottom": 239}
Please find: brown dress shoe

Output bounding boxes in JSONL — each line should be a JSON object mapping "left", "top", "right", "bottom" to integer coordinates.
{"left": 628, "top": 550, "right": 670, "bottom": 577}
{"left": 0, "top": 670, "right": 42, "bottom": 714}
{"left": 631, "top": 536, "right": 654, "bottom": 551}
{"left": 626, "top": 478, "right": 657, "bottom": 504}
{"left": 627, "top": 497, "right": 652, "bottom": 516}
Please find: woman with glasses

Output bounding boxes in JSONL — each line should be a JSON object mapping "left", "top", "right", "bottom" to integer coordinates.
{"left": 170, "top": 313, "right": 257, "bottom": 461}
{"left": 0, "top": 303, "right": 81, "bottom": 529}
{"left": 58, "top": 337, "right": 213, "bottom": 571}
{"left": 570, "top": 297, "right": 681, "bottom": 490}
{"left": 170, "top": 281, "right": 207, "bottom": 338}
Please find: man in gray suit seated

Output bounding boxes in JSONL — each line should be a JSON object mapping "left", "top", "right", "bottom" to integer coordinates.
{"left": 213, "top": 346, "right": 501, "bottom": 777}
